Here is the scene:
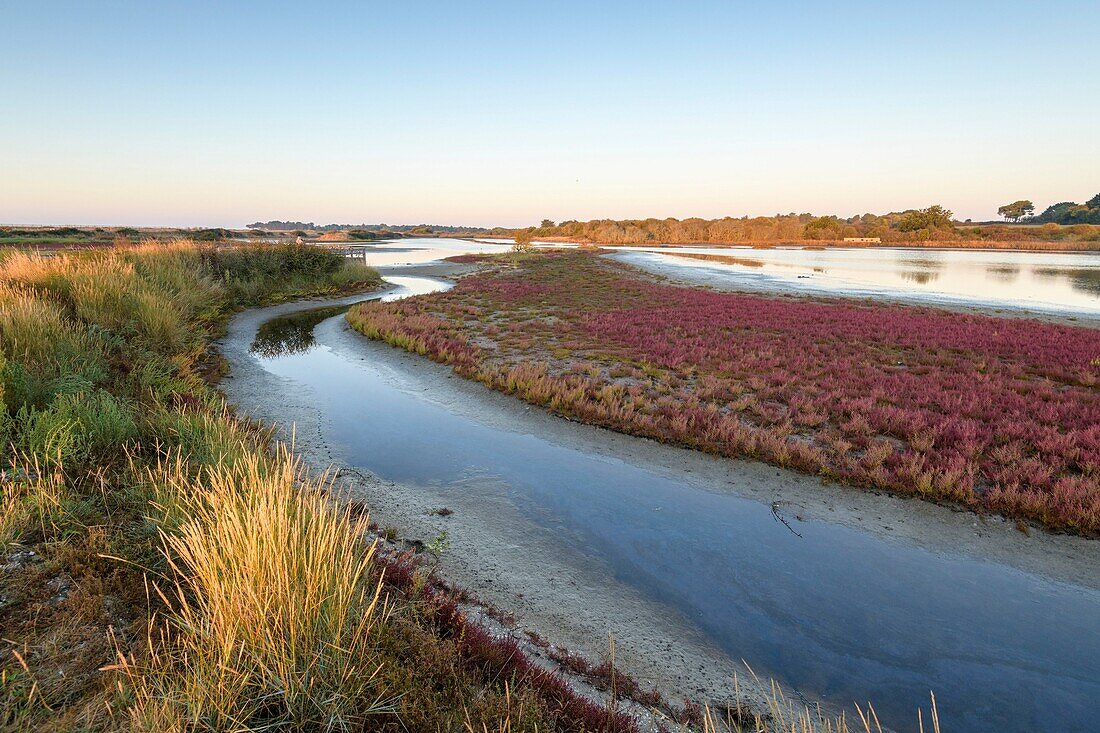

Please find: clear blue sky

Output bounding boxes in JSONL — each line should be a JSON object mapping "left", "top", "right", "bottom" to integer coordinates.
{"left": 2, "top": 1, "right": 1097, "bottom": 227}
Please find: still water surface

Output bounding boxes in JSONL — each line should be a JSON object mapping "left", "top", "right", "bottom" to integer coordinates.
{"left": 365, "top": 238, "right": 1100, "bottom": 317}
{"left": 245, "top": 276, "right": 1100, "bottom": 733}
{"left": 616, "top": 246, "right": 1100, "bottom": 318}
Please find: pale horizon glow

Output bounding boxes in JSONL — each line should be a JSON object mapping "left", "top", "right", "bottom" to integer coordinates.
{"left": 2, "top": 1, "right": 1098, "bottom": 228}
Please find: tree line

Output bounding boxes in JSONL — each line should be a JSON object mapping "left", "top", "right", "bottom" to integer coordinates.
{"left": 246, "top": 220, "right": 502, "bottom": 235}
{"left": 520, "top": 206, "right": 962, "bottom": 244}
{"left": 998, "top": 194, "right": 1100, "bottom": 224}
{"left": 519, "top": 198, "right": 1100, "bottom": 245}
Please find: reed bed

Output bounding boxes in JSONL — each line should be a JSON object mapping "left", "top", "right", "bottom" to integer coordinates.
{"left": 348, "top": 250, "right": 1100, "bottom": 534}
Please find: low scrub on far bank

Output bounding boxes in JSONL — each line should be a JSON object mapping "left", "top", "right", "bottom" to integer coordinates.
{"left": 348, "top": 250, "right": 1100, "bottom": 534}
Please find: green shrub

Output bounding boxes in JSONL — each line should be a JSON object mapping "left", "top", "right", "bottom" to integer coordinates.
{"left": 200, "top": 243, "right": 344, "bottom": 284}
{"left": 0, "top": 292, "right": 108, "bottom": 410}
{"left": 15, "top": 390, "right": 137, "bottom": 468}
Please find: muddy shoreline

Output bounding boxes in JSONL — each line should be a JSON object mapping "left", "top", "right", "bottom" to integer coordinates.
{"left": 219, "top": 262, "right": 1100, "bottom": 731}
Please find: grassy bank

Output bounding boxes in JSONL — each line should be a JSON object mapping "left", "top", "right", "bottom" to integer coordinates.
{"left": 0, "top": 243, "right": 557, "bottom": 731}
{"left": 0, "top": 226, "right": 267, "bottom": 251}
{"left": 0, "top": 241, "right": 393, "bottom": 729}
{"left": 348, "top": 250, "right": 1100, "bottom": 535}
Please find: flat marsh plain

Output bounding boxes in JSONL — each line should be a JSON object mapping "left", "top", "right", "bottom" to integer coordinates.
{"left": 348, "top": 250, "right": 1100, "bottom": 535}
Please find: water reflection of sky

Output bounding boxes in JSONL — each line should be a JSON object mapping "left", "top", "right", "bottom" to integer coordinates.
{"left": 355, "top": 237, "right": 511, "bottom": 266}
{"left": 619, "top": 246, "right": 1100, "bottom": 317}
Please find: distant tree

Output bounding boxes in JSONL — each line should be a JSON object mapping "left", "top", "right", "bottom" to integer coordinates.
{"left": 1069, "top": 205, "right": 1093, "bottom": 223}
{"left": 997, "top": 200, "right": 1035, "bottom": 222}
{"left": 513, "top": 228, "right": 535, "bottom": 251}
{"left": 896, "top": 205, "right": 955, "bottom": 234}
{"left": 541, "top": 219, "right": 556, "bottom": 228}
{"left": 802, "top": 216, "right": 843, "bottom": 240}
{"left": 1032, "top": 195, "right": 1100, "bottom": 224}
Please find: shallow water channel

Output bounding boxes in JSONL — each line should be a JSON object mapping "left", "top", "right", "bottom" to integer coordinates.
{"left": 243, "top": 275, "right": 1100, "bottom": 733}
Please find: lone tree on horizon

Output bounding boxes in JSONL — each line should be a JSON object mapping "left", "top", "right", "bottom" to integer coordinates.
{"left": 997, "top": 200, "right": 1035, "bottom": 222}
{"left": 513, "top": 227, "right": 535, "bottom": 252}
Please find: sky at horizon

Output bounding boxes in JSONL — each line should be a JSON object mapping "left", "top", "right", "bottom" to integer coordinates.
{"left": 2, "top": 1, "right": 1098, "bottom": 228}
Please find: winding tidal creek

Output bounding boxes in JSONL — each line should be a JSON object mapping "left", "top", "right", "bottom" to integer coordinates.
{"left": 224, "top": 273, "right": 1100, "bottom": 733}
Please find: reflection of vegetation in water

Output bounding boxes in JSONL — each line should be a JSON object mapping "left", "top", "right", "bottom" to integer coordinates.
{"left": 250, "top": 304, "right": 352, "bottom": 358}
{"left": 985, "top": 265, "right": 1020, "bottom": 283}
{"left": 900, "top": 270, "right": 940, "bottom": 284}
{"left": 896, "top": 254, "right": 943, "bottom": 285}
{"left": 1070, "top": 269, "right": 1100, "bottom": 297}
{"left": 1033, "top": 267, "right": 1100, "bottom": 297}
{"left": 904, "top": 257, "right": 944, "bottom": 270}
{"left": 670, "top": 252, "right": 764, "bottom": 268}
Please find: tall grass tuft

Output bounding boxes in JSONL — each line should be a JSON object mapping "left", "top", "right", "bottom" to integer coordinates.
{"left": 123, "top": 448, "right": 392, "bottom": 731}
{"left": 0, "top": 455, "right": 67, "bottom": 547}
{"left": 700, "top": 671, "right": 942, "bottom": 733}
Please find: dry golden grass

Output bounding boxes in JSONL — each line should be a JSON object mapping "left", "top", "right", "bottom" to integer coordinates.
{"left": 114, "top": 448, "right": 394, "bottom": 731}
{"left": 0, "top": 456, "right": 67, "bottom": 547}
{"left": 0, "top": 282, "right": 100, "bottom": 364}
{"left": 706, "top": 670, "right": 942, "bottom": 733}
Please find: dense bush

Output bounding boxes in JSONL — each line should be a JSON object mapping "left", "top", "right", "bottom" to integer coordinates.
{"left": 199, "top": 242, "right": 345, "bottom": 283}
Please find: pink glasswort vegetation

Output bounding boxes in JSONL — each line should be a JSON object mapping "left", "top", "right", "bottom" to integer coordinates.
{"left": 349, "top": 251, "right": 1100, "bottom": 534}
{"left": 377, "top": 549, "right": 639, "bottom": 732}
